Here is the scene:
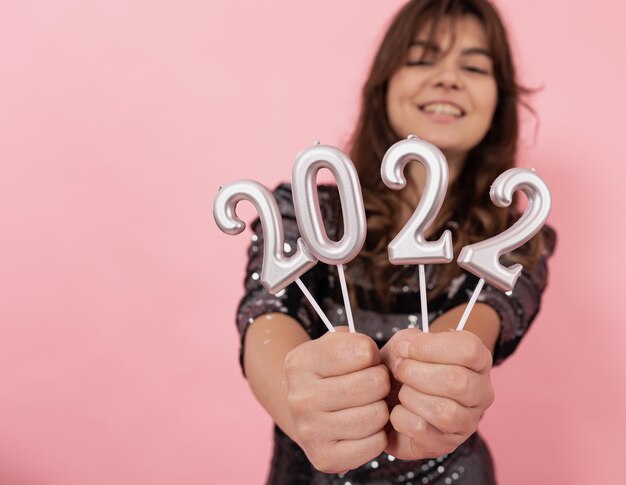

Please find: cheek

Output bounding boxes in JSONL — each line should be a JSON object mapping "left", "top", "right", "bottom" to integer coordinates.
{"left": 486, "top": 82, "right": 498, "bottom": 117}
{"left": 477, "top": 83, "right": 498, "bottom": 127}
{"left": 387, "top": 70, "right": 419, "bottom": 105}
{"left": 385, "top": 92, "right": 397, "bottom": 133}
{"left": 387, "top": 76, "right": 403, "bottom": 103}
{"left": 385, "top": 79, "right": 406, "bottom": 132}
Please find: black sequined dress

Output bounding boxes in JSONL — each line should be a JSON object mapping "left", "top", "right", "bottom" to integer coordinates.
{"left": 236, "top": 184, "right": 555, "bottom": 485}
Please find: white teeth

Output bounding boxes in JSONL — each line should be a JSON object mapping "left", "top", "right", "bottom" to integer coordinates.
{"left": 421, "top": 103, "right": 462, "bottom": 117}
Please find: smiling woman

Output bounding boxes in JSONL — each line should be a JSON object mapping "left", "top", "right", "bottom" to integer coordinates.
{"left": 1, "top": 0, "right": 622, "bottom": 482}
{"left": 387, "top": 15, "right": 498, "bottom": 166}
{"left": 352, "top": 0, "right": 548, "bottom": 303}
{"left": 235, "top": 0, "right": 556, "bottom": 484}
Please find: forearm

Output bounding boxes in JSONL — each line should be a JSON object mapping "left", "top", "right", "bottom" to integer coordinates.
{"left": 243, "top": 313, "right": 311, "bottom": 441}
{"left": 429, "top": 303, "right": 500, "bottom": 356}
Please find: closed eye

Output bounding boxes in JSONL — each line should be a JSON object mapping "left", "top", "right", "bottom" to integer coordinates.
{"left": 406, "top": 59, "right": 434, "bottom": 67}
{"left": 462, "top": 65, "right": 490, "bottom": 75}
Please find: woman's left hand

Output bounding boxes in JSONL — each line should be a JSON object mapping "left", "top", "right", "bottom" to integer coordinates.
{"left": 380, "top": 328, "right": 495, "bottom": 460}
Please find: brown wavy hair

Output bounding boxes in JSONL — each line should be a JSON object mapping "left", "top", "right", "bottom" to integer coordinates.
{"left": 348, "top": 0, "right": 545, "bottom": 300}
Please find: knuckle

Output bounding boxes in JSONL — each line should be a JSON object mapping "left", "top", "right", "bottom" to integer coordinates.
{"left": 284, "top": 348, "right": 303, "bottom": 375}
{"left": 475, "top": 378, "right": 495, "bottom": 410}
{"left": 470, "top": 414, "right": 481, "bottom": 433}
{"left": 484, "top": 381, "right": 496, "bottom": 407}
{"left": 484, "top": 353, "right": 494, "bottom": 371}
{"left": 309, "top": 448, "right": 339, "bottom": 474}
{"left": 448, "top": 367, "right": 469, "bottom": 396}
{"left": 287, "top": 390, "right": 311, "bottom": 416}
{"left": 396, "top": 359, "right": 414, "bottom": 384}
{"left": 349, "top": 335, "right": 378, "bottom": 366}
{"left": 372, "top": 400, "right": 390, "bottom": 426}
{"left": 458, "top": 414, "right": 479, "bottom": 436}
{"left": 389, "top": 404, "right": 403, "bottom": 429}
{"left": 412, "top": 415, "right": 427, "bottom": 435}
{"left": 436, "top": 401, "right": 460, "bottom": 432}
{"left": 294, "top": 418, "right": 315, "bottom": 443}
{"left": 462, "top": 337, "right": 483, "bottom": 364}
{"left": 471, "top": 377, "right": 494, "bottom": 410}
{"left": 393, "top": 328, "right": 414, "bottom": 342}
{"left": 397, "top": 384, "right": 410, "bottom": 407}
{"left": 462, "top": 334, "right": 490, "bottom": 370}
{"left": 374, "top": 429, "right": 388, "bottom": 454}
{"left": 371, "top": 365, "right": 391, "bottom": 396}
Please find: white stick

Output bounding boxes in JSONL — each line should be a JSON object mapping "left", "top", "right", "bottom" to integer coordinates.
{"left": 295, "top": 277, "right": 335, "bottom": 333}
{"left": 456, "top": 278, "right": 485, "bottom": 331}
{"left": 418, "top": 264, "right": 429, "bottom": 333}
{"left": 336, "top": 264, "right": 355, "bottom": 333}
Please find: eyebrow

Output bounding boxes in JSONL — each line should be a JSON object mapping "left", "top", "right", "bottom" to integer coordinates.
{"left": 410, "top": 40, "right": 492, "bottom": 58}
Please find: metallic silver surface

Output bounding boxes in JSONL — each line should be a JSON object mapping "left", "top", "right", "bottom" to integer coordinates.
{"left": 291, "top": 144, "right": 366, "bottom": 265}
{"left": 457, "top": 168, "right": 552, "bottom": 292}
{"left": 213, "top": 180, "right": 316, "bottom": 294}
{"left": 381, "top": 135, "right": 453, "bottom": 264}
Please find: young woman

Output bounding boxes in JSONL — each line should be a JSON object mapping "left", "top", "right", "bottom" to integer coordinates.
{"left": 236, "top": 0, "right": 556, "bottom": 483}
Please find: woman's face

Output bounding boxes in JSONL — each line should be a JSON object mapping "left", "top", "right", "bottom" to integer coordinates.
{"left": 386, "top": 15, "right": 498, "bottom": 166}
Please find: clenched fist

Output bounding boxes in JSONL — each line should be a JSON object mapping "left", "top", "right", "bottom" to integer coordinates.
{"left": 284, "top": 328, "right": 390, "bottom": 473}
{"left": 381, "top": 328, "right": 495, "bottom": 460}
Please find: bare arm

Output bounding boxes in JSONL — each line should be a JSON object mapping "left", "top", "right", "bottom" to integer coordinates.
{"left": 243, "top": 315, "right": 390, "bottom": 473}
{"left": 243, "top": 313, "right": 310, "bottom": 442}
{"left": 429, "top": 302, "right": 500, "bottom": 356}
{"left": 244, "top": 301, "right": 499, "bottom": 449}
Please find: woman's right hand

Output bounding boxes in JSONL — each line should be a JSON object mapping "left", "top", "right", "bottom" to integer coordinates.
{"left": 380, "top": 328, "right": 495, "bottom": 460}
{"left": 284, "top": 328, "right": 390, "bottom": 474}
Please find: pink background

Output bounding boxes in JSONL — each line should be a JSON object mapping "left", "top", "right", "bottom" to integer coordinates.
{"left": 1, "top": 1, "right": 624, "bottom": 484}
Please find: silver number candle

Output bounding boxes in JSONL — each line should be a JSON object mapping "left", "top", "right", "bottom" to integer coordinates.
{"left": 213, "top": 180, "right": 317, "bottom": 294}
{"left": 457, "top": 168, "right": 552, "bottom": 292}
{"left": 456, "top": 168, "right": 552, "bottom": 330}
{"left": 292, "top": 144, "right": 366, "bottom": 332}
{"left": 381, "top": 135, "right": 453, "bottom": 265}
{"left": 381, "top": 135, "right": 453, "bottom": 332}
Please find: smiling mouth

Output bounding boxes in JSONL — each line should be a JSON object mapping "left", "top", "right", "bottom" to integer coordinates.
{"left": 418, "top": 102, "right": 465, "bottom": 118}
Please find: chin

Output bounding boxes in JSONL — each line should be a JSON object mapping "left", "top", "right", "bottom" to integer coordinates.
{"left": 415, "top": 135, "right": 463, "bottom": 155}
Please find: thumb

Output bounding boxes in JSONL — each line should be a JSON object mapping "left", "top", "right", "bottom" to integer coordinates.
{"left": 381, "top": 328, "right": 422, "bottom": 377}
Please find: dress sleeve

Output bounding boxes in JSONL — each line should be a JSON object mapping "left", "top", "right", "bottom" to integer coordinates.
{"left": 477, "top": 225, "right": 557, "bottom": 366}
{"left": 235, "top": 183, "right": 323, "bottom": 375}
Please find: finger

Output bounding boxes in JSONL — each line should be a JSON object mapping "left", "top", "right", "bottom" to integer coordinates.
{"left": 286, "top": 331, "right": 380, "bottom": 378}
{"left": 398, "top": 385, "right": 479, "bottom": 435}
{"left": 387, "top": 329, "right": 492, "bottom": 373}
{"left": 395, "top": 359, "right": 486, "bottom": 408}
{"left": 381, "top": 328, "right": 422, "bottom": 376}
{"left": 321, "top": 364, "right": 391, "bottom": 410}
{"left": 288, "top": 364, "right": 390, "bottom": 413}
{"left": 329, "top": 430, "right": 388, "bottom": 474}
{"left": 389, "top": 405, "right": 463, "bottom": 458}
{"left": 326, "top": 400, "right": 389, "bottom": 441}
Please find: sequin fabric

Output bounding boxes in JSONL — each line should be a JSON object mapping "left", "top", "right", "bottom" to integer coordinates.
{"left": 236, "top": 184, "right": 556, "bottom": 485}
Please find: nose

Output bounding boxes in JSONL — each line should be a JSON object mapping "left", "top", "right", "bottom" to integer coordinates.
{"left": 431, "top": 61, "right": 463, "bottom": 90}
